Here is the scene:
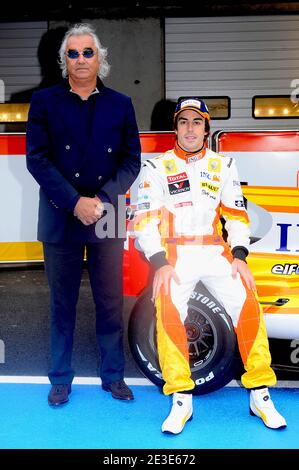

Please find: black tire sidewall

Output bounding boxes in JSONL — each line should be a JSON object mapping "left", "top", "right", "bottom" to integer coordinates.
{"left": 128, "top": 282, "right": 237, "bottom": 395}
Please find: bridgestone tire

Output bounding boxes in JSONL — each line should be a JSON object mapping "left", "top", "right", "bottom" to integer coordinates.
{"left": 128, "top": 281, "right": 237, "bottom": 395}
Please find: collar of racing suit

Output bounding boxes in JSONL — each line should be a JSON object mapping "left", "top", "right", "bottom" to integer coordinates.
{"left": 174, "top": 142, "right": 207, "bottom": 163}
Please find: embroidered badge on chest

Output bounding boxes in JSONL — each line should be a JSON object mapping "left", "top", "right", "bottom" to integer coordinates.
{"left": 187, "top": 155, "right": 199, "bottom": 164}
{"left": 208, "top": 158, "right": 222, "bottom": 172}
{"left": 163, "top": 159, "right": 178, "bottom": 174}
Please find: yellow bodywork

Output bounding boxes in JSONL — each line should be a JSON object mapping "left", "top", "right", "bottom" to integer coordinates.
{"left": 243, "top": 186, "right": 299, "bottom": 316}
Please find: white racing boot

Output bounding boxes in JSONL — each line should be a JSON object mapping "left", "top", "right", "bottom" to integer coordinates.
{"left": 250, "top": 388, "right": 287, "bottom": 429}
{"left": 162, "top": 393, "right": 193, "bottom": 434}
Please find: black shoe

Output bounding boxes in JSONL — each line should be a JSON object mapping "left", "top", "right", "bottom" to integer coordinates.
{"left": 102, "top": 380, "right": 134, "bottom": 401}
{"left": 48, "top": 384, "right": 71, "bottom": 406}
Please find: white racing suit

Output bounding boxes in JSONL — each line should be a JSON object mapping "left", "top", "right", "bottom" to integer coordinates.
{"left": 134, "top": 144, "right": 276, "bottom": 395}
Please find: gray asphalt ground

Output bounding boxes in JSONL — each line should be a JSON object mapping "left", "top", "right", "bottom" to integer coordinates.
{"left": 0, "top": 267, "right": 142, "bottom": 378}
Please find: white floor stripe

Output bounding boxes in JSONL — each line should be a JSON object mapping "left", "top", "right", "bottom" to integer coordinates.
{"left": 0, "top": 376, "right": 298, "bottom": 388}
{"left": 0, "top": 376, "right": 153, "bottom": 386}
{"left": 220, "top": 379, "right": 299, "bottom": 388}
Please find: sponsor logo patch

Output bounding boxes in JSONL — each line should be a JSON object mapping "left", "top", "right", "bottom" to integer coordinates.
{"left": 202, "top": 189, "right": 216, "bottom": 200}
{"left": 272, "top": 264, "right": 299, "bottom": 275}
{"left": 137, "top": 202, "right": 150, "bottom": 210}
{"left": 163, "top": 159, "right": 178, "bottom": 174}
{"left": 235, "top": 198, "right": 245, "bottom": 208}
{"left": 201, "top": 182, "right": 219, "bottom": 192}
{"left": 187, "top": 155, "right": 199, "bottom": 164}
{"left": 138, "top": 180, "right": 151, "bottom": 189}
{"left": 168, "top": 179, "right": 190, "bottom": 195}
{"left": 174, "top": 201, "right": 193, "bottom": 208}
{"left": 180, "top": 98, "right": 203, "bottom": 109}
{"left": 208, "top": 158, "right": 221, "bottom": 172}
{"left": 167, "top": 172, "right": 188, "bottom": 183}
{"left": 200, "top": 171, "right": 212, "bottom": 180}
{"left": 187, "top": 148, "right": 206, "bottom": 164}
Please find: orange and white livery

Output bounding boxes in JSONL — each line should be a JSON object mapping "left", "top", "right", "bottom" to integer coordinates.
{"left": 135, "top": 143, "right": 276, "bottom": 394}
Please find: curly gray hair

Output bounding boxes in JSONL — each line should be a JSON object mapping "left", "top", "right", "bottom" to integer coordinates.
{"left": 58, "top": 23, "right": 110, "bottom": 79}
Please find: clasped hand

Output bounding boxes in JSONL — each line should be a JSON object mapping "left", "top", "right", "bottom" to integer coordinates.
{"left": 74, "top": 196, "right": 104, "bottom": 225}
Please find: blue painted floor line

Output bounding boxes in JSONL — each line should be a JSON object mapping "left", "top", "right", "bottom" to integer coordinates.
{"left": 0, "top": 384, "right": 298, "bottom": 449}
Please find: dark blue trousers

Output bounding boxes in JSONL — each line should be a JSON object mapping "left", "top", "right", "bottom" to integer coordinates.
{"left": 43, "top": 241, "right": 125, "bottom": 385}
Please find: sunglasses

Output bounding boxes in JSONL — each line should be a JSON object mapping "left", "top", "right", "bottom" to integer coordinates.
{"left": 66, "top": 48, "right": 96, "bottom": 59}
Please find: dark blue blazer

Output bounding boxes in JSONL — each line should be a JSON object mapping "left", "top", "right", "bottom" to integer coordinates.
{"left": 26, "top": 81, "right": 141, "bottom": 242}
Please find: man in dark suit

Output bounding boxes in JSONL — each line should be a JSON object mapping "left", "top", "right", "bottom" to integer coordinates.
{"left": 26, "top": 23, "right": 141, "bottom": 406}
